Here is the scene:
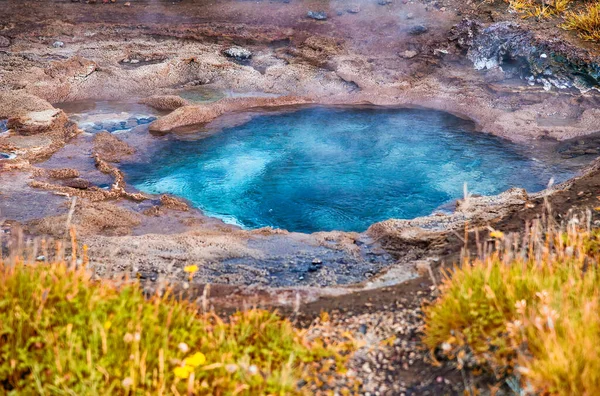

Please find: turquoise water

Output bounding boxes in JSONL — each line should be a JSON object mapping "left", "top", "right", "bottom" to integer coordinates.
{"left": 123, "top": 107, "right": 575, "bottom": 233}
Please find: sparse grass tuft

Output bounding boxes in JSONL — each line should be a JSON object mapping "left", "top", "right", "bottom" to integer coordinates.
{"left": 424, "top": 213, "right": 600, "bottom": 393}
{"left": 563, "top": 2, "right": 600, "bottom": 41}
{"left": 0, "top": 250, "right": 355, "bottom": 394}
{"left": 505, "top": 0, "right": 600, "bottom": 42}
{"left": 507, "top": 0, "right": 573, "bottom": 19}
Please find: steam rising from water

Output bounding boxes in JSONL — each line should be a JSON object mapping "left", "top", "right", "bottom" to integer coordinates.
{"left": 122, "top": 107, "right": 576, "bottom": 233}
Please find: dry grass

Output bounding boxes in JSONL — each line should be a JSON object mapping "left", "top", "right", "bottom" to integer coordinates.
{"left": 0, "top": 237, "right": 356, "bottom": 395}
{"left": 563, "top": 2, "right": 600, "bottom": 41}
{"left": 423, "top": 210, "right": 600, "bottom": 394}
{"left": 507, "top": 0, "right": 574, "bottom": 18}
{"left": 505, "top": 0, "right": 600, "bottom": 42}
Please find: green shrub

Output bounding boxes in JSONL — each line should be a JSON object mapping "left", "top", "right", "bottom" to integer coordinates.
{"left": 0, "top": 256, "right": 354, "bottom": 395}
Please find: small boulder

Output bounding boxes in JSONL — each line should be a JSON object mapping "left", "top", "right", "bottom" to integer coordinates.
{"left": 400, "top": 50, "right": 418, "bottom": 59}
{"left": 92, "top": 131, "right": 135, "bottom": 162}
{"left": 307, "top": 10, "right": 327, "bottom": 20}
{"left": 409, "top": 25, "right": 429, "bottom": 35}
{"left": 308, "top": 258, "right": 323, "bottom": 272}
{"left": 222, "top": 46, "right": 252, "bottom": 60}
{"left": 52, "top": 41, "right": 65, "bottom": 48}
{"left": 7, "top": 109, "right": 68, "bottom": 136}
{"left": 0, "top": 36, "right": 10, "bottom": 47}
{"left": 63, "top": 178, "right": 91, "bottom": 190}
{"left": 140, "top": 95, "right": 190, "bottom": 111}
{"left": 49, "top": 168, "right": 80, "bottom": 179}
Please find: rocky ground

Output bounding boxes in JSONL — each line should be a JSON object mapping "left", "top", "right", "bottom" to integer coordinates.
{"left": 2, "top": 0, "right": 600, "bottom": 393}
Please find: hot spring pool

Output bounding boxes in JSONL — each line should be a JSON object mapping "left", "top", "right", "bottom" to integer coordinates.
{"left": 122, "top": 107, "right": 576, "bottom": 233}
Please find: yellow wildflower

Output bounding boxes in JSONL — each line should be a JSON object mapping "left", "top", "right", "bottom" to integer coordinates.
{"left": 184, "top": 352, "right": 206, "bottom": 367}
{"left": 173, "top": 366, "right": 191, "bottom": 379}
{"left": 103, "top": 321, "right": 112, "bottom": 330}
{"left": 184, "top": 265, "right": 199, "bottom": 274}
{"left": 489, "top": 230, "right": 504, "bottom": 239}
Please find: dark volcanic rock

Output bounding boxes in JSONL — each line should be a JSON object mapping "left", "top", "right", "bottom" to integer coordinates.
{"left": 63, "top": 178, "right": 91, "bottom": 190}
{"left": 409, "top": 25, "right": 429, "bottom": 35}
{"left": 307, "top": 11, "right": 327, "bottom": 20}
{"left": 450, "top": 19, "right": 600, "bottom": 92}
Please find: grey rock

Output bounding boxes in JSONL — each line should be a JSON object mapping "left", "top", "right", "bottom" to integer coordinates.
{"left": 308, "top": 258, "right": 323, "bottom": 272}
{"left": 408, "top": 25, "right": 428, "bottom": 35}
{"left": 307, "top": 10, "right": 327, "bottom": 20}
{"left": 223, "top": 46, "right": 252, "bottom": 60}
{"left": 0, "top": 36, "right": 10, "bottom": 47}
{"left": 400, "top": 50, "right": 418, "bottom": 59}
{"left": 52, "top": 41, "right": 65, "bottom": 48}
{"left": 450, "top": 19, "right": 600, "bottom": 92}
{"left": 138, "top": 271, "right": 159, "bottom": 282}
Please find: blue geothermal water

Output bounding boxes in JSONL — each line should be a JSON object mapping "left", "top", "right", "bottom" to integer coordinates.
{"left": 123, "top": 107, "right": 575, "bottom": 233}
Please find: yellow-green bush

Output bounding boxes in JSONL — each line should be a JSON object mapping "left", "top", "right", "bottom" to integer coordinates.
{"left": 515, "top": 267, "right": 600, "bottom": 394}
{"left": 563, "top": 2, "right": 600, "bottom": 41}
{"left": 0, "top": 256, "right": 354, "bottom": 395}
{"left": 506, "top": 0, "right": 573, "bottom": 18}
{"left": 424, "top": 221, "right": 600, "bottom": 394}
{"left": 508, "top": 0, "right": 600, "bottom": 42}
